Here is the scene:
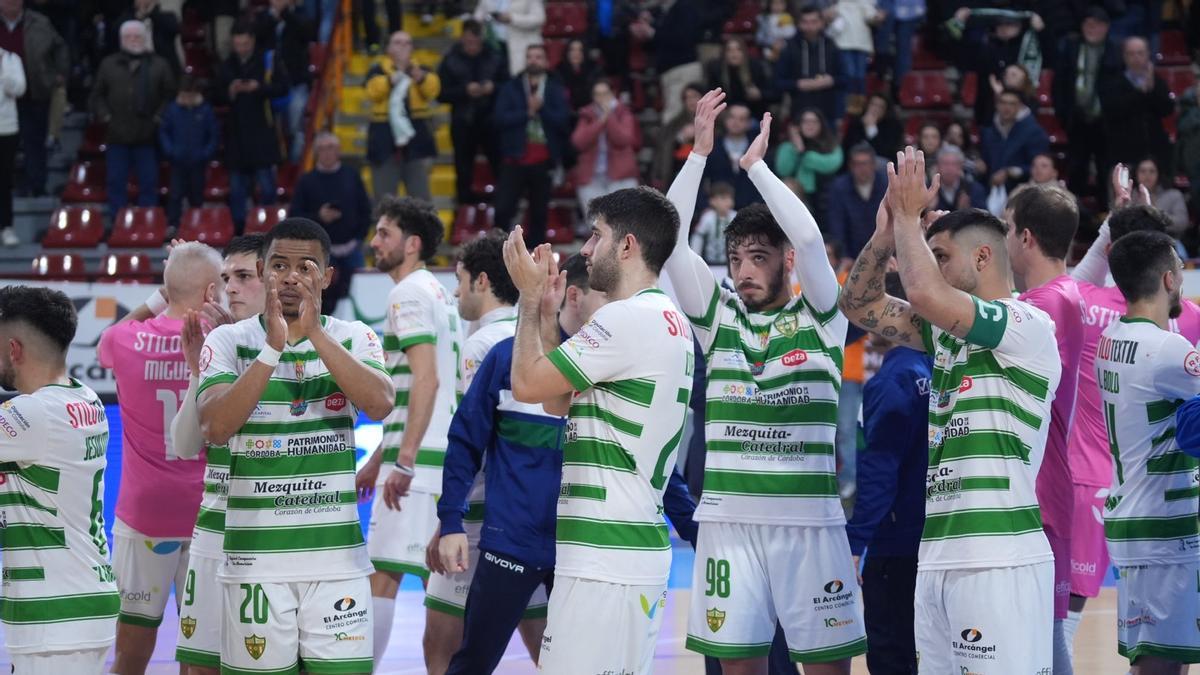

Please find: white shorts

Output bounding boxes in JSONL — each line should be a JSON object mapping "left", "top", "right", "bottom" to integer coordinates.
{"left": 9, "top": 647, "right": 109, "bottom": 675}
{"left": 686, "top": 522, "right": 867, "bottom": 663}
{"left": 367, "top": 488, "right": 438, "bottom": 578}
{"left": 425, "top": 524, "right": 549, "bottom": 619}
{"left": 1116, "top": 560, "right": 1200, "bottom": 664}
{"left": 220, "top": 577, "right": 372, "bottom": 674}
{"left": 112, "top": 518, "right": 190, "bottom": 628}
{"left": 175, "top": 554, "right": 223, "bottom": 668}
{"left": 915, "top": 562, "right": 1053, "bottom": 673}
{"left": 536, "top": 576, "right": 667, "bottom": 675}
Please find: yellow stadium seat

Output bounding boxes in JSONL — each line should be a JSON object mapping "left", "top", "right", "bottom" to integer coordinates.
{"left": 435, "top": 124, "right": 452, "bottom": 155}
{"left": 347, "top": 53, "right": 372, "bottom": 78}
{"left": 340, "top": 87, "right": 368, "bottom": 116}
{"left": 431, "top": 164, "right": 456, "bottom": 198}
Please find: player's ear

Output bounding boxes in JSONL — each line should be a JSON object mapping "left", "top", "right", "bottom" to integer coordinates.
{"left": 321, "top": 265, "right": 334, "bottom": 291}
{"left": 476, "top": 271, "right": 489, "bottom": 294}
{"left": 256, "top": 258, "right": 265, "bottom": 278}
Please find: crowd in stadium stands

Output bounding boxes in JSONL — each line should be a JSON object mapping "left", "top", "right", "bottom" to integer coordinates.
{"left": 0, "top": 0, "right": 1199, "bottom": 274}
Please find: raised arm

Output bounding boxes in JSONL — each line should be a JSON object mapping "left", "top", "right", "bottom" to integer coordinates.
{"left": 198, "top": 300, "right": 286, "bottom": 446}
{"left": 740, "top": 112, "right": 839, "bottom": 314}
{"left": 504, "top": 236, "right": 576, "bottom": 406}
{"left": 171, "top": 310, "right": 208, "bottom": 460}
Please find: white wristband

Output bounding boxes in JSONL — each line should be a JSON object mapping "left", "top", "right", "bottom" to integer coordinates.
{"left": 145, "top": 289, "right": 168, "bottom": 315}
{"left": 257, "top": 346, "right": 281, "bottom": 368}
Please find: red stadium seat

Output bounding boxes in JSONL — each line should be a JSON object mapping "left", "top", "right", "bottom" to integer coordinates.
{"left": 543, "top": 37, "right": 568, "bottom": 69}
{"left": 902, "top": 112, "right": 951, "bottom": 145}
{"left": 1037, "top": 112, "right": 1068, "bottom": 146}
{"left": 97, "top": 253, "right": 157, "bottom": 283}
{"left": 910, "top": 34, "right": 945, "bottom": 71}
{"left": 42, "top": 206, "right": 105, "bottom": 248}
{"left": 274, "top": 164, "right": 300, "bottom": 202}
{"left": 204, "top": 162, "right": 230, "bottom": 202}
{"left": 180, "top": 6, "right": 207, "bottom": 45}
{"left": 552, "top": 172, "right": 576, "bottom": 199}
{"left": 470, "top": 159, "right": 496, "bottom": 199}
{"left": 179, "top": 206, "right": 235, "bottom": 247}
{"left": 308, "top": 43, "right": 327, "bottom": 76}
{"left": 451, "top": 204, "right": 495, "bottom": 246}
{"left": 78, "top": 123, "right": 107, "bottom": 158}
{"left": 60, "top": 161, "right": 107, "bottom": 204}
{"left": 542, "top": 2, "right": 588, "bottom": 37}
{"left": 1157, "top": 30, "right": 1190, "bottom": 66}
{"left": 108, "top": 207, "right": 168, "bottom": 248}
{"left": 1165, "top": 110, "right": 1179, "bottom": 143}
{"left": 1158, "top": 67, "right": 1196, "bottom": 100}
{"left": 31, "top": 253, "right": 88, "bottom": 281}
{"left": 544, "top": 205, "right": 576, "bottom": 245}
{"left": 245, "top": 204, "right": 290, "bottom": 235}
{"left": 960, "top": 71, "right": 978, "bottom": 106}
{"left": 1036, "top": 69, "right": 1054, "bottom": 108}
{"left": 898, "top": 72, "right": 951, "bottom": 109}
{"left": 184, "top": 44, "right": 213, "bottom": 80}
{"left": 722, "top": 0, "right": 758, "bottom": 34}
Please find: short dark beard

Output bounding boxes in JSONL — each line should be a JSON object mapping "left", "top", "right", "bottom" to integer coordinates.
{"left": 0, "top": 369, "right": 15, "bottom": 392}
{"left": 740, "top": 272, "right": 787, "bottom": 312}
{"left": 587, "top": 249, "right": 620, "bottom": 293}
{"left": 1170, "top": 294, "right": 1183, "bottom": 319}
{"left": 376, "top": 249, "right": 404, "bottom": 273}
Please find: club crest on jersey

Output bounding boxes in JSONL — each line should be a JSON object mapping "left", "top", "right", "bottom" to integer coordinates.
{"left": 706, "top": 607, "right": 726, "bottom": 632}
{"left": 773, "top": 314, "right": 799, "bottom": 337}
{"left": 245, "top": 634, "right": 266, "bottom": 660}
{"left": 325, "top": 393, "right": 346, "bottom": 411}
{"left": 180, "top": 616, "right": 196, "bottom": 639}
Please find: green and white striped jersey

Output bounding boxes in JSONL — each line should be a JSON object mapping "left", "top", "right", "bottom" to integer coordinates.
{"left": 188, "top": 444, "right": 230, "bottom": 559}
{"left": 920, "top": 297, "right": 1059, "bottom": 570}
{"left": 0, "top": 380, "right": 119, "bottom": 654}
{"left": 545, "top": 288, "right": 694, "bottom": 585}
{"left": 1096, "top": 317, "right": 1200, "bottom": 566}
{"left": 380, "top": 268, "right": 462, "bottom": 493}
{"left": 687, "top": 285, "right": 847, "bottom": 525}
{"left": 459, "top": 306, "right": 517, "bottom": 527}
{"left": 198, "top": 315, "right": 387, "bottom": 582}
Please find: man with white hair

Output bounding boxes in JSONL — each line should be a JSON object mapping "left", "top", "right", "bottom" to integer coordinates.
{"left": 933, "top": 145, "right": 986, "bottom": 212}
{"left": 97, "top": 242, "right": 224, "bottom": 674}
{"left": 89, "top": 19, "right": 175, "bottom": 219}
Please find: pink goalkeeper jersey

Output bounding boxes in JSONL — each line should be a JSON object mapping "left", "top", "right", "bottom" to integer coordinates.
{"left": 1019, "top": 275, "right": 1085, "bottom": 535}
{"left": 1070, "top": 283, "right": 1200, "bottom": 487}
{"left": 97, "top": 315, "right": 204, "bottom": 537}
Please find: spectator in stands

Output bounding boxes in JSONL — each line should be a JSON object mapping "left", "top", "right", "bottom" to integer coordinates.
{"left": 842, "top": 91, "right": 901, "bottom": 159}
{"left": 826, "top": 142, "right": 886, "bottom": 268}
{"left": 556, "top": 38, "right": 601, "bottom": 112}
{"left": 255, "top": 0, "right": 315, "bottom": 162}
{"left": 207, "top": 1, "right": 240, "bottom": 61}
{"left": 874, "top": 0, "right": 925, "bottom": 87}
{"left": 591, "top": 0, "right": 640, "bottom": 82}
{"left": 0, "top": 0, "right": 66, "bottom": 198}
{"left": 703, "top": 37, "right": 776, "bottom": 118}
{"left": 415, "top": 0, "right": 462, "bottom": 26}
{"left": 650, "top": 81, "right": 703, "bottom": 188}
{"left": 933, "top": 145, "right": 986, "bottom": 211}
{"left": 827, "top": 0, "right": 881, "bottom": 116}
{"left": 944, "top": 119, "right": 982, "bottom": 179}
{"left": 980, "top": 87, "right": 1049, "bottom": 190}
{"left": 360, "top": 0, "right": 400, "bottom": 53}
{"left": 635, "top": 0, "right": 703, "bottom": 124}
{"left": 159, "top": 75, "right": 217, "bottom": 227}
{"left": 112, "top": 0, "right": 181, "bottom": 75}
{"left": 1100, "top": 36, "right": 1173, "bottom": 179}
{"left": 492, "top": 43, "right": 568, "bottom": 245}
{"left": 438, "top": 19, "right": 505, "bottom": 204}
{"left": 366, "top": 30, "right": 439, "bottom": 203}
{"left": 946, "top": 7, "right": 1048, "bottom": 127}
{"left": 1178, "top": 86, "right": 1200, "bottom": 209}
{"left": 703, "top": 103, "right": 759, "bottom": 209}
{"left": 917, "top": 122, "right": 942, "bottom": 157}
{"left": 571, "top": 79, "right": 640, "bottom": 207}
{"left": 1135, "top": 157, "right": 1190, "bottom": 241}
{"left": 756, "top": 0, "right": 795, "bottom": 62}
{"left": 1022, "top": 152, "right": 1064, "bottom": 189}
{"left": 1053, "top": 7, "right": 1121, "bottom": 200}
{"left": 689, "top": 181, "right": 735, "bottom": 264}
{"left": 290, "top": 131, "right": 372, "bottom": 309}
{"left": 776, "top": 5, "right": 841, "bottom": 124}
{"left": 0, "top": 45, "right": 22, "bottom": 247}
{"left": 474, "top": 0, "right": 545, "bottom": 77}
{"left": 218, "top": 21, "right": 291, "bottom": 229}
{"left": 90, "top": 20, "right": 175, "bottom": 219}
{"left": 774, "top": 108, "right": 844, "bottom": 211}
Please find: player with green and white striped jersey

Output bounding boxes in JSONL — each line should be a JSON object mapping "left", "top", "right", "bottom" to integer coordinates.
{"left": 171, "top": 235, "right": 268, "bottom": 672}
{"left": 841, "top": 148, "right": 1059, "bottom": 672}
{"left": 354, "top": 197, "right": 462, "bottom": 665}
{"left": 662, "top": 96, "right": 865, "bottom": 670}
{"left": 1097, "top": 229, "right": 1200, "bottom": 667}
{"left": 198, "top": 220, "right": 395, "bottom": 675}
{"left": 0, "top": 286, "right": 119, "bottom": 675}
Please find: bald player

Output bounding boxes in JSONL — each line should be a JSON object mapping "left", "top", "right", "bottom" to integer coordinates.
{"left": 98, "top": 242, "right": 226, "bottom": 674}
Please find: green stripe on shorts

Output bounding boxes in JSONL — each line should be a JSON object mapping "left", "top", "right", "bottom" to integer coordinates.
{"left": 176, "top": 646, "right": 220, "bottom": 667}
{"left": 787, "top": 636, "right": 867, "bottom": 662}
{"left": 424, "top": 595, "right": 464, "bottom": 617}
{"left": 301, "top": 657, "right": 374, "bottom": 674}
{"left": 1118, "top": 640, "right": 1200, "bottom": 663}
{"left": 118, "top": 611, "right": 164, "bottom": 628}
{"left": 686, "top": 635, "right": 772, "bottom": 658}
{"left": 219, "top": 661, "right": 299, "bottom": 674}
{"left": 370, "top": 559, "right": 429, "bottom": 579}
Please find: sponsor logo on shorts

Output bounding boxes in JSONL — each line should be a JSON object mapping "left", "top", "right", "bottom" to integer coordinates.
{"left": 812, "top": 580, "right": 855, "bottom": 611}
{"left": 1071, "top": 560, "right": 1097, "bottom": 576}
{"left": 245, "top": 634, "right": 266, "bottom": 660}
{"left": 325, "top": 393, "right": 346, "bottom": 411}
{"left": 334, "top": 631, "right": 366, "bottom": 641}
{"left": 333, "top": 597, "right": 356, "bottom": 612}
{"left": 824, "top": 617, "right": 854, "bottom": 628}
{"left": 961, "top": 628, "right": 982, "bottom": 643}
{"left": 1118, "top": 610, "right": 1158, "bottom": 629}
{"left": 143, "top": 540, "right": 183, "bottom": 555}
{"left": 323, "top": 599, "right": 369, "bottom": 631}
{"left": 639, "top": 592, "right": 666, "bottom": 620}
{"left": 706, "top": 607, "right": 725, "bottom": 633}
{"left": 952, "top": 628, "right": 996, "bottom": 660}
{"left": 180, "top": 616, "right": 196, "bottom": 639}
{"left": 484, "top": 551, "right": 525, "bottom": 573}
{"left": 824, "top": 580, "right": 844, "bottom": 594}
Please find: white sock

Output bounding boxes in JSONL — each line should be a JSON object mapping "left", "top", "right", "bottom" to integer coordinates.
{"left": 1053, "top": 619, "right": 1074, "bottom": 675}
{"left": 373, "top": 596, "right": 396, "bottom": 667}
{"left": 1062, "top": 609, "right": 1083, "bottom": 661}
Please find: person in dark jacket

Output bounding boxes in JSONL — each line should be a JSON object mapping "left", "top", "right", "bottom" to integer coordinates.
{"left": 0, "top": 1, "right": 68, "bottom": 197}
{"left": 703, "top": 37, "right": 777, "bottom": 118}
{"left": 826, "top": 144, "right": 886, "bottom": 266}
{"left": 841, "top": 92, "right": 902, "bottom": 159}
{"left": 288, "top": 132, "right": 371, "bottom": 310}
{"left": 112, "top": 0, "right": 181, "bottom": 75}
{"left": 89, "top": 20, "right": 175, "bottom": 218}
{"left": 845, "top": 271, "right": 931, "bottom": 675}
{"left": 639, "top": 0, "right": 703, "bottom": 124}
{"left": 774, "top": 5, "right": 841, "bottom": 123}
{"left": 702, "top": 103, "right": 761, "bottom": 209}
{"left": 1052, "top": 8, "right": 1122, "bottom": 199}
{"left": 218, "top": 21, "right": 290, "bottom": 229}
{"left": 158, "top": 75, "right": 217, "bottom": 226}
{"left": 253, "top": 0, "right": 315, "bottom": 161}
{"left": 1100, "top": 35, "right": 1174, "bottom": 178}
{"left": 492, "top": 44, "right": 568, "bottom": 246}
{"left": 438, "top": 20, "right": 506, "bottom": 204}
{"left": 933, "top": 145, "right": 987, "bottom": 211}
{"left": 980, "top": 88, "right": 1050, "bottom": 190}
{"left": 555, "top": 38, "right": 601, "bottom": 113}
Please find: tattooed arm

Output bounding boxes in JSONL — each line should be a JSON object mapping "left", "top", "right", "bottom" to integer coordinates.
{"left": 838, "top": 192, "right": 928, "bottom": 351}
